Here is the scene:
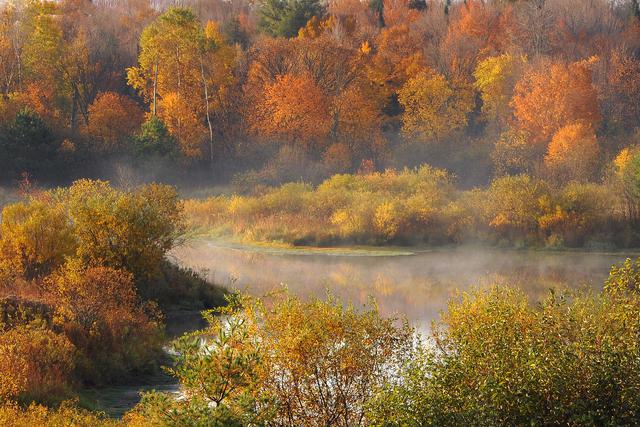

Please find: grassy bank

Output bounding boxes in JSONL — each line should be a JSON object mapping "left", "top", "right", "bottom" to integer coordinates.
{"left": 184, "top": 167, "right": 637, "bottom": 250}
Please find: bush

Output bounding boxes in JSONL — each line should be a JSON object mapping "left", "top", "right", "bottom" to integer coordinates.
{"left": 130, "top": 293, "right": 413, "bottom": 426}
{"left": 368, "top": 274, "right": 640, "bottom": 425}
{"left": 0, "top": 401, "right": 116, "bottom": 427}
{"left": 0, "top": 325, "right": 75, "bottom": 404}
{"left": 47, "top": 264, "right": 164, "bottom": 385}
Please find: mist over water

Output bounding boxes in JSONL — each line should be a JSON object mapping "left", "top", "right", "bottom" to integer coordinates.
{"left": 172, "top": 241, "right": 634, "bottom": 328}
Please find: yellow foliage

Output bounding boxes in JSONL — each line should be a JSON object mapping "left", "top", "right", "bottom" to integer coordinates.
{"left": 158, "top": 92, "right": 206, "bottom": 158}
{"left": 474, "top": 54, "right": 526, "bottom": 126}
{"left": 0, "top": 402, "right": 116, "bottom": 426}
{"left": 374, "top": 201, "right": 400, "bottom": 240}
{"left": 0, "top": 325, "right": 75, "bottom": 403}
{"left": 398, "top": 69, "right": 475, "bottom": 141}
{"left": 0, "top": 199, "right": 76, "bottom": 280}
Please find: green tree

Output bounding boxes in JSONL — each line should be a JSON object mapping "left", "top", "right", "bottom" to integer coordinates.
{"left": 132, "top": 116, "right": 179, "bottom": 159}
{"left": 258, "top": 0, "right": 324, "bottom": 38}
{"left": 0, "top": 109, "right": 60, "bottom": 180}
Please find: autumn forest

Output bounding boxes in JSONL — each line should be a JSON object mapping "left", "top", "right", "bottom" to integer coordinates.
{"left": 2, "top": 0, "right": 640, "bottom": 425}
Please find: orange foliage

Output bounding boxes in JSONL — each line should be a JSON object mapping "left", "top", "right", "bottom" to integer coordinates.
{"left": 544, "top": 122, "right": 599, "bottom": 182}
{"left": 86, "top": 92, "right": 144, "bottom": 152}
{"left": 48, "top": 265, "right": 162, "bottom": 383}
{"left": 158, "top": 92, "right": 206, "bottom": 158}
{"left": 605, "top": 51, "right": 640, "bottom": 128}
{"left": 367, "top": 24, "right": 426, "bottom": 95}
{"left": 0, "top": 326, "right": 75, "bottom": 403}
{"left": 251, "top": 73, "right": 331, "bottom": 147}
{"left": 512, "top": 61, "right": 601, "bottom": 145}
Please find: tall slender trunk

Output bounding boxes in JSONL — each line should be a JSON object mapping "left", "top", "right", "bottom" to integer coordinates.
{"left": 71, "top": 90, "right": 77, "bottom": 132}
{"left": 152, "top": 61, "right": 158, "bottom": 116}
{"left": 200, "top": 54, "right": 214, "bottom": 169}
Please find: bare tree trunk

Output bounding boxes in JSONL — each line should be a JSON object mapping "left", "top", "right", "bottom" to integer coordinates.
{"left": 153, "top": 61, "right": 158, "bottom": 116}
{"left": 200, "top": 54, "right": 214, "bottom": 169}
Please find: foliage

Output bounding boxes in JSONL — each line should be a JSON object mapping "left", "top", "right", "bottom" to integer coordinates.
{"left": 398, "top": 69, "right": 474, "bottom": 142}
{"left": 47, "top": 264, "right": 164, "bottom": 385}
{"left": 86, "top": 93, "right": 145, "bottom": 153}
{"left": 368, "top": 280, "right": 640, "bottom": 426}
{"left": 0, "top": 325, "right": 75, "bottom": 404}
{"left": 0, "top": 198, "right": 76, "bottom": 280}
{"left": 0, "top": 401, "right": 117, "bottom": 427}
{"left": 512, "top": 60, "right": 601, "bottom": 145}
{"left": 258, "top": 0, "right": 325, "bottom": 38}
{"left": 474, "top": 54, "right": 526, "bottom": 128}
{"left": 132, "top": 116, "right": 180, "bottom": 159}
{"left": 130, "top": 292, "right": 412, "bottom": 426}
{"left": 544, "top": 121, "right": 599, "bottom": 183}
{"left": 0, "top": 109, "right": 60, "bottom": 180}
{"left": 56, "top": 179, "right": 184, "bottom": 287}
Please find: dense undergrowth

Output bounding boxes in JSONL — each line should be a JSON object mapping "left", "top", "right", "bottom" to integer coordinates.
{"left": 184, "top": 166, "right": 638, "bottom": 249}
{"left": 0, "top": 179, "right": 226, "bottom": 410}
{"left": 4, "top": 257, "right": 640, "bottom": 425}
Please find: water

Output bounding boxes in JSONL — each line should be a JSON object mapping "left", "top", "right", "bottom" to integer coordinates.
{"left": 99, "top": 241, "right": 635, "bottom": 417}
{"left": 171, "top": 240, "right": 636, "bottom": 328}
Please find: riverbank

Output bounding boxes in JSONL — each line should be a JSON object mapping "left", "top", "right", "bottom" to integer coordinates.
{"left": 79, "top": 309, "right": 208, "bottom": 418}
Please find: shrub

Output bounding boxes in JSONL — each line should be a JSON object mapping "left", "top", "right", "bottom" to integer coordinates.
{"left": 130, "top": 293, "right": 413, "bottom": 426}
{"left": 0, "top": 402, "right": 116, "bottom": 427}
{"left": 47, "top": 264, "right": 164, "bottom": 385}
{"left": 368, "top": 277, "right": 640, "bottom": 425}
{"left": 0, "top": 199, "right": 76, "bottom": 280}
{"left": 0, "top": 325, "right": 75, "bottom": 404}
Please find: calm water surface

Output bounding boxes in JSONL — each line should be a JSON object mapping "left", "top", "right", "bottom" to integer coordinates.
{"left": 172, "top": 241, "right": 635, "bottom": 327}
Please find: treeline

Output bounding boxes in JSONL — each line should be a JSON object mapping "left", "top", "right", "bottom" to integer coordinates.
{"left": 0, "top": 0, "right": 639, "bottom": 185}
{"left": 0, "top": 180, "right": 225, "bottom": 406}
{"left": 184, "top": 164, "right": 640, "bottom": 248}
{"left": 6, "top": 259, "right": 640, "bottom": 425}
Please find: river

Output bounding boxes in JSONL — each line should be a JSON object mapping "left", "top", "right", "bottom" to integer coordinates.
{"left": 172, "top": 240, "right": 635, "bottom": 328}
{"left": 97, "top": 241, "right": 636, "bottom": 417}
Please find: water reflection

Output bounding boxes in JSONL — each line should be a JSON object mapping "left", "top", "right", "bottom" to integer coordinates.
{"left": 172, "top": 241, "right": 634, "bottom": 328}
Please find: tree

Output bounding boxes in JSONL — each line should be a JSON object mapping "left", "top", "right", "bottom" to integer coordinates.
{"left": 491, "top": 128, "right": 540, "bottom": 177}
{"left": 398, "top": 69, "right": 474, "bottom": 142}
{"left": 544, "top": 122, "right": 599, "bottom": 183}
{"left": 258, "top": 0, "right": 325, "bottom": 38}
{"left": 610, "top": 146, "right": 640, "bottom": 222}
{"left": 474, "top": 53, "right": 526, "bottom": 128}
{"left": 598, "top": 51, "right": 640, "bottom": 132}
{"left": 0, "top": 109, "right": 60, "bottom": 180}
{"left": 250, "top": 72, "right": 332, "bottom": 147}
{"left": 0, "top": 198, "right": 75, "bottom": 280}
{"left": 128, "top": 8, "right": 238, "bottom": 161}
{"left": 512, "top": 60, "right": 601, "bottom": 145}
{"left": 86, "top": 92, "right": 144, "bottom": 153}
{"left": 132, "top": 116, "right": 180, "bottom": 159}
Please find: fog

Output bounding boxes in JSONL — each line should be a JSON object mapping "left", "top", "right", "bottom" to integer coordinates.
{"left": 172, "top": 240, "right": 634, "bottom": 329}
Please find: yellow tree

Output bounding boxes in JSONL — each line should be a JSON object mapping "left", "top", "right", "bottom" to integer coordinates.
{"left": 128, "top": 8, "right": 237, "bottom": 160}
{"left": 474, "top": 53, "right": 527, "bottom": 128}
{"left": 398, "top": 69, "right": 474, "bottom": 142}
